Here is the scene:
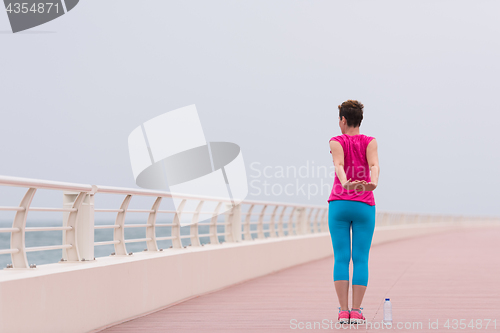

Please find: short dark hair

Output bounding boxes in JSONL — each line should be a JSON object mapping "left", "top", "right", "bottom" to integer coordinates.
{"left": 338, "top": 100, "right": 364, "bottom": 127}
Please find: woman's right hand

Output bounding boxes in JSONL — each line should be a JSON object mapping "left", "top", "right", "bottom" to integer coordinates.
{"left": 342, "top": 179, "right": 377, "bottom": 192}
{"left": 342, "top": 179, "right": 365, "bottom": 191}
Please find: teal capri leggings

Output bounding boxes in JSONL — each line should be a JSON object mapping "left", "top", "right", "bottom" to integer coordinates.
{"left": 328, "top": 200, "right": 376, "bottom": 286}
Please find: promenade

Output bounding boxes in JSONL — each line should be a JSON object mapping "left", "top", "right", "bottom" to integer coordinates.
{"left": 99, "top": 226, "right": 500, "bottom": 332}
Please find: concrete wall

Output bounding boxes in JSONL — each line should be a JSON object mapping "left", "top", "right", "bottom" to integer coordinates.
{"left": 0, "top": 221, "right": 498, "bottom": 333}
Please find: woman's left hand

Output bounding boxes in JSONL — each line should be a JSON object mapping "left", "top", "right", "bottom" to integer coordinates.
{"left": 362, "top": 182, "right": 377, "bottom": 191}
{"left": 350, "top": 180, "right": 377, "bottom": 192}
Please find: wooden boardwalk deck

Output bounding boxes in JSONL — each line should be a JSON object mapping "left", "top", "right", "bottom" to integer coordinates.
{"left": 101, "top": 226, "right": 500, "bottom": 332}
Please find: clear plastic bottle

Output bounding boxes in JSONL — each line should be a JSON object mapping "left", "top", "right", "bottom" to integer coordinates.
{"left": 383, "top": 298, "right": 393, "bottom": 323}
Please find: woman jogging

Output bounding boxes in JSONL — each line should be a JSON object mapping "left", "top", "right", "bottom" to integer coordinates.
{"left": 328, "top": 100, "right": 379, "bottom": 325}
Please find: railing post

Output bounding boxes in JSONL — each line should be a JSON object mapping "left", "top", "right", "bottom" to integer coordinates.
{"left": 257, "top": 205, "right": 267, "bottom": 239}
{"left": 269, "top": 205, "right": 279, "bottom": 237}
{"left": 277, "top": 207, "right": 286, "bottom": 237}
{"left": 297, "top": 207, "right": 307, "bottom": 235}
{"left": 312, "top": 208, "right": 320, "bottom": 233}
{"left": 63, "top": 192, "right": 94, "bottom": 261}
{"left": 113, "top": 195, "right": 131, "bottom": 255}
{"left": 288, "top": 207, "right": 296, "bottom": 236}
{"left": 11, "top": 188, "right": 36, "bottom": 268}
{"left": 189, "top": 200, "right": 203, "bottom": 247}
{"left": 171, "top": 199, "right": 186, "bottom": 248}
{"left": 227, "top": 204, "right": 242, "bottom": 242}
{"left": 320, "top": 209, "right": 328, "bottom": 232}
{"left": 146, "top": 197, "right": 161, "bottom": 251}
{"left": 306, "top": 208, "right": 314, "bottom": 234}
{"left": 243, "top": 204, "right": 253, "bottom": 240}
{"left": 209, "top": 202, "right": 222, "bottom": 244}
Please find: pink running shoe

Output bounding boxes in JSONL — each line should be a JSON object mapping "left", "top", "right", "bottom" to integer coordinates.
{"left": 337, "top": 307, "right": 350, "bottom": 324}
{"left": 350, "top": 308, "right": 366, "bottom": 325}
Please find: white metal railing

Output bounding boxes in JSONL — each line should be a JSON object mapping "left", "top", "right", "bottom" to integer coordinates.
{"left": 0, "top": 175, "right": 328, "bottom": 269}
{"left": 0, "top": 175, "right": 499, "bottom": 269}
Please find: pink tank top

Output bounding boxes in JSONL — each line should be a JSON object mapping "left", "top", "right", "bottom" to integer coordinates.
{"left": 328, "top": 134, "right": 375, "bottom": 206}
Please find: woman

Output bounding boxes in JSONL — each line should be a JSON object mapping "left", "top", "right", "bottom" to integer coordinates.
{"left": 328, "top": 100, "right": 379, "bottom": 325}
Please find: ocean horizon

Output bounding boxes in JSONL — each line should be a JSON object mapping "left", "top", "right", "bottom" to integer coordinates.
{"left": 0, "top": 219, "right": 236, "bottom": 268}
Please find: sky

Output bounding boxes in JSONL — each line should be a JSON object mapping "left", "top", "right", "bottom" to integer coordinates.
{"left": 0, "top": 0, "right": 499, "bottom": 217}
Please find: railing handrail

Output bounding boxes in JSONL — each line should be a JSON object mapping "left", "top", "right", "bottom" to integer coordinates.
{"left": 0, "top": 174, "right": 331, "bottom": 269}
{"left": 95, "top": 185, "right": 322, "bottom": 208}
{"left": 0, "top": 175, "right": 325, "bottom": 209}
{"left": 0, "top": 175, "right": 92, "bottom": 192}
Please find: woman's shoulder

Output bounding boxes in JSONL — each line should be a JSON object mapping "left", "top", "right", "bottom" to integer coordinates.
{"left": 330, "top": 133, "right": 374, "bottom": 140}
{"left": 330, "top": 134, "right": 376, "bottom": 146}
{"left": 352, "top": 134, "right": 375, "bottom": 145}
{"left": 329, "top": 134, "right": 346, "bottom": 143}
{"left": 362, "top": 134, "right": 376, "bottom": 145}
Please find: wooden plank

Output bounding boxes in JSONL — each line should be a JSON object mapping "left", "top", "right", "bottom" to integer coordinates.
{"left": 101, "top": 227, "right": 500, "bottom": 332}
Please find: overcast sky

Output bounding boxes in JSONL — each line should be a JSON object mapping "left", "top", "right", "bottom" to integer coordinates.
{"left": 0, "top": 1, "right": 499, "bottom": 217}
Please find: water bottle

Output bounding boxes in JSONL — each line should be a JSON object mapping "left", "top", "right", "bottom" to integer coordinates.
{"left": 383, "top": 298, "right": 393, "bottom": 323}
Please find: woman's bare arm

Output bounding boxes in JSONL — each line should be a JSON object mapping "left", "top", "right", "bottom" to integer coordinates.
{"left": 330, "top": 140, "right": 364, "bottom": 190}
{"left": 365, "top": 138, "right": 379, "bottom": 191}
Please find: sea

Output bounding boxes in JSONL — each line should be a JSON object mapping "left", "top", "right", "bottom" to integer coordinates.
{"left": 0, "top": 219, "right": 237, "bottom": 269}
